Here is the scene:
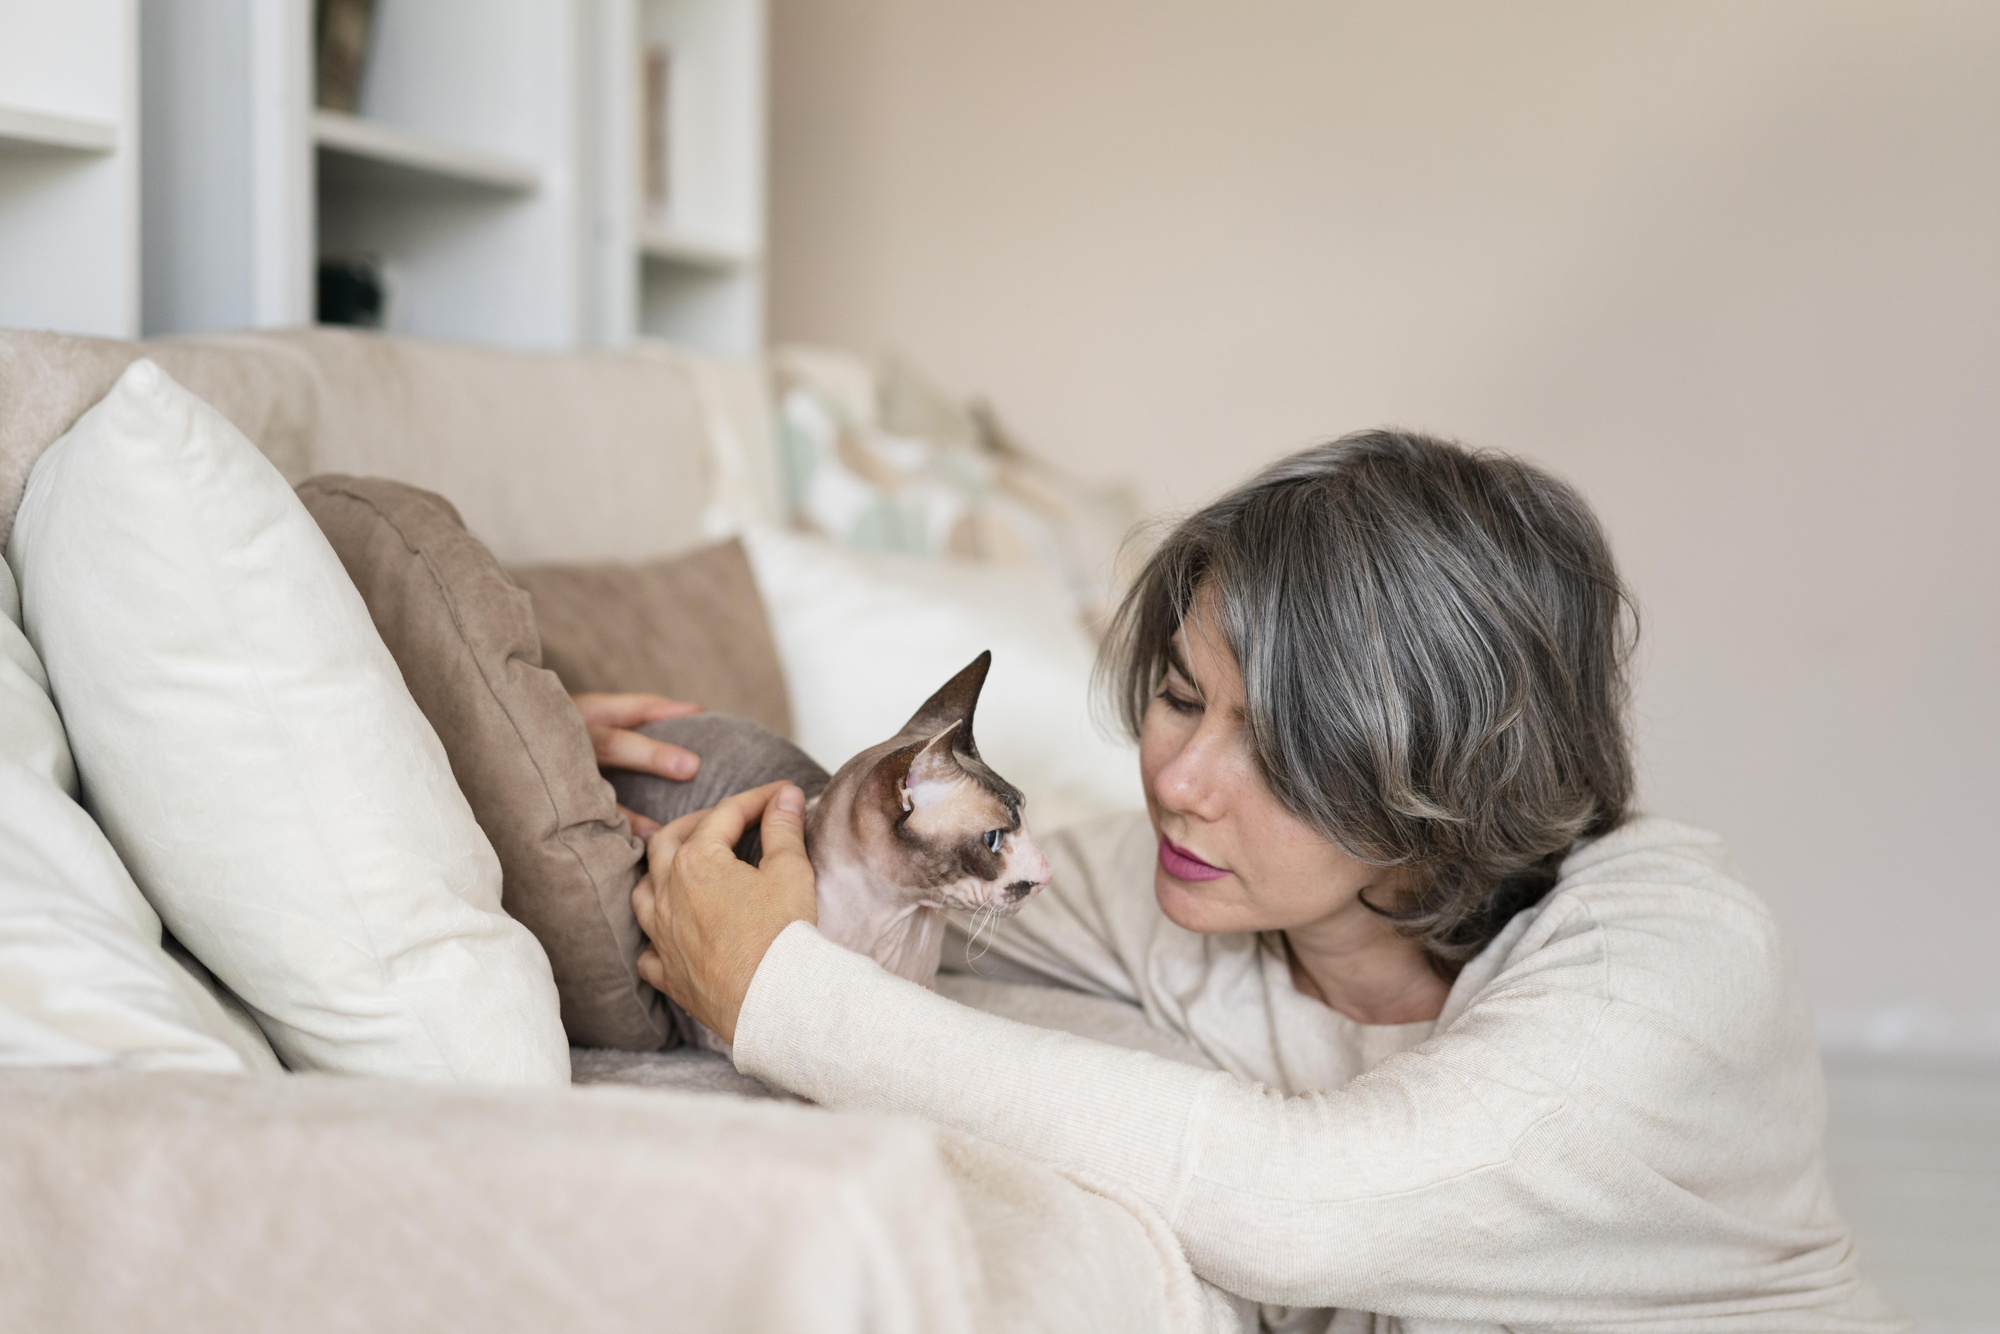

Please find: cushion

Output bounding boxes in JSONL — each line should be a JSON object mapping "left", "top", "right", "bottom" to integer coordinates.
{"left": 739, "top": 525, "right": 1145, "bottom": 834}
{"left": 0, "top": 552, "right": 280, "bottom": 1073}
{"left": 0, "top": 1065, "right": 1224, "bottom": 1334}
{"left": 760, "top": 345, "right": 1142, "bottom": 626}
{"left": 261, "top": 328, "right": 716, "bottom": 566}
{"left": 0, "top": 329, "right": 321, "bottom": 553}
{"left": 297, "top": 475, "right": 669, "bottom": 1052}
{"left": 0, "top": 327, "right": 726, "bottom": 570}
{"left": 511, "top": 538, "right": 793, "bottom": 737}
{"left": 6, "top": 360, "right": 569, "bottom": 1084}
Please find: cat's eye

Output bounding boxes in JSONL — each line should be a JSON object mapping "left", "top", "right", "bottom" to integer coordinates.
{"left": 984, "top": 829, "right": 1004, "bottom": 853}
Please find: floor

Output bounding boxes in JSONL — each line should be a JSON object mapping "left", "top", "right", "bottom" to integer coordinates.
{"left": 1823, "top": 1054, "right": 2000, "bottom": 1331}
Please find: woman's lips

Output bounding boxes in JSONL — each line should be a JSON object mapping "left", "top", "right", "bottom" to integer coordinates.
{"left": 1158, "top": 836, "right": 1230, "bottom": 883}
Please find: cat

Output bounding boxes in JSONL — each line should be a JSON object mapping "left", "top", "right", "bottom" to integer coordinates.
{"left": 611, "top": 651, "right": 1052, "bottom": 1049}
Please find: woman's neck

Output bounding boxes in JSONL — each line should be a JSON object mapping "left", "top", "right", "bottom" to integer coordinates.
{"left": 1283, "top": 903, "right": 1449, "bottom": 1025}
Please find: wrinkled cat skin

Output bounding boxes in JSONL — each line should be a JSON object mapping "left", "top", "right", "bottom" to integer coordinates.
{"left": 805, "top": 652, "right": 1052, "bottom": 986}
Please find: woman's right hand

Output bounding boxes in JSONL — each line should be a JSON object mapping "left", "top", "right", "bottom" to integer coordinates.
{"left": 633, "top": 782, "right": 817, "bottom": 1045}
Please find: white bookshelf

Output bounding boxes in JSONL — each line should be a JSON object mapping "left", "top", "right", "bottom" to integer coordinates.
{"left": 587, "top": 0, "right": 765, "bottom": 354}
{"left": 312, "top": 111, "right": 542, "bottom": 195}
{"left": 135, "top": 0, "right": 765, "bottom": 355}
{"left": 0, "top": 0, "right": 139, "bottom": 338}
{"left": 0, "top": 106, "right": 120, "bottom": 156}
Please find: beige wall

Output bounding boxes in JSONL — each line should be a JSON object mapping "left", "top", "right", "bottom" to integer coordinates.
{"left": 769, "top": 1, "right": 2000, "bottom": 1028}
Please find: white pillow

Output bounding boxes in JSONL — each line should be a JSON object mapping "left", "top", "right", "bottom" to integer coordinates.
{"left": 0, "top": 552, "right": 279, "bottom": 1072}
{"left": 742, "top": 525, "right": 1145, "bottom": 834}
{"left": 8, "top": 360, "right": 569, "bottom": 1085}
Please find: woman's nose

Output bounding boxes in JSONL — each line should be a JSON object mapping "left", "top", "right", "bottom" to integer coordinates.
{"left": 1154, "top": 731, "right": 1230, "bottom": 821}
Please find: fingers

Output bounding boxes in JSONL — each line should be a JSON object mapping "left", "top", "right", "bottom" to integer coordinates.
{"left": 636, "top": 948, "right": 666, "bottom": 991}
{"left": 573, "top": 692, "right": 704, "bottom": 729}
{"left": 592, "top": 725, "right": 700, "bottom": 780}
{"left": 631, "top": 873, "right": 658, "bottom": 934}
{"left": 681, "top": 782, "right": 792, "bottom": 857}
{"left": 618, "top": 804, "right": 662, "bottom": 840}
{"left": 757, "top": 784, "right": 811, "bottom": 872}
{"left": 627, "top": 782, "right": 816, "bottom": 1045}
{"left": 648, "top": 804, "right": 711, "bottom": 865}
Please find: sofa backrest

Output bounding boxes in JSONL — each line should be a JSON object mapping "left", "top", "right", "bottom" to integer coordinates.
{"left": 0, "top": 327, "right": 738, "bottom": 565}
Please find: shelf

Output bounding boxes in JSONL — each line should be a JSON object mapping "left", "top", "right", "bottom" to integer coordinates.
{"left": 135, "top": 0, "right": 764, "bottom": 352}
{"left": 0, "top": 104, "right": 118, "bottom": 155}
{"left": 639, "top": 226, "right": 759, "bottom": 272}
{"left": 313, "top": 110, "right": 541, "bottom": 195}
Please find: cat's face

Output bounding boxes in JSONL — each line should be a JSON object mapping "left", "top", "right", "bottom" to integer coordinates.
{"left": 813, "top": 652, "right": 1051, "bottom": 917}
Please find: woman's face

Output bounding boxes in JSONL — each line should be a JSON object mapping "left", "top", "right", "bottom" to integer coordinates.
{"left": 1139, "top": 589, "right": 1396, "bottom": 938}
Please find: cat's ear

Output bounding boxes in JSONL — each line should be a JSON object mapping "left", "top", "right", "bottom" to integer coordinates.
{"left": 904, "top": 725, "right": 965, "bottom": 795}
{"left": 864, "top": 729, "right": 965, "bottom": 820}
{"left": 899, "top": 651, "right": 991, "bottom": 755}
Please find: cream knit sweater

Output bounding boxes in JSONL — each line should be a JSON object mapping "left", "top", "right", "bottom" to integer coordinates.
{"left": 734, "top": 813, "right": 1906, "bottom": 1332}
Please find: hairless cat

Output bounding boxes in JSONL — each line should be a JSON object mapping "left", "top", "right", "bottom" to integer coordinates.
{"left": 613, "top": 652, "right": 1052, "bottom": 1050}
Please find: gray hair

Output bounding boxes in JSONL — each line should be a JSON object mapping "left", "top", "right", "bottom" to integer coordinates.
{"left": 1100, "top": 430, "right": 1636, "bottom": 974}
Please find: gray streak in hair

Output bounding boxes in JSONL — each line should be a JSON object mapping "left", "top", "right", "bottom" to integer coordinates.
{"left": 1099, "top": 430, "right": 1637, "bottom": 975}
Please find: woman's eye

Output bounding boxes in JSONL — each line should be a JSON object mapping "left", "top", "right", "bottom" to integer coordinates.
{"left": 984, "top": 829, "right": 1004, "bottom": 853}
{"left": 1155, "top": 687, "right": 1199, "bottom": 715}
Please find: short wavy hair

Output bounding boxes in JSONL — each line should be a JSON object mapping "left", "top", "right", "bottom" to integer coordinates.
{"left": 1100, "top": 430, "right": 1637, "bottom": 975}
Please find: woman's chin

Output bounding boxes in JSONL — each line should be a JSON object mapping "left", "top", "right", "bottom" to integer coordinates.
{"left": 1154, "top": 867, "right": 1236, "bottom": 934}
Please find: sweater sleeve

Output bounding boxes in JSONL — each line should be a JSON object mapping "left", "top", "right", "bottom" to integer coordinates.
{"left": 735, "top": 892, "right": 1888, "bottom": 1327}
{"left": 738, "top": 923, "right": 1530, "bottom": 1315}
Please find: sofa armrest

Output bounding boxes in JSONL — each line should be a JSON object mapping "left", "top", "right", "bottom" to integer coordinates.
{"left": 0, "top": 1070, "right": 981, "bottom": 1334}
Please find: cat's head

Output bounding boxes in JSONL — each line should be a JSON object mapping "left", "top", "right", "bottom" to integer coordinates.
{"left": 812, "top": 651, "right": 1051, "bottom": 916}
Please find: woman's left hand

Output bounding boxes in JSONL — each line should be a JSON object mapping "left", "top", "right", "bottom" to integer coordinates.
{"left": 633, "top": 782, "right": 817, "bottom": 1045}
{"left": 571, "top": 691, "right": 704, "bottom": 838}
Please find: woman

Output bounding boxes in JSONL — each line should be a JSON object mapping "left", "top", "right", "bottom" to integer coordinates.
{"left": 623, "top": 432, "right": 1902, "bottom": 1330}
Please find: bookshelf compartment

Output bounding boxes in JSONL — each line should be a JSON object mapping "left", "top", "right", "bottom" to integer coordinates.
{"left": 130, "top": 0, "right": 766, "bottom": 353}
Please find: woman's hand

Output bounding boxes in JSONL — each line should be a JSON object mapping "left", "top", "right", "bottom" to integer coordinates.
{"left": 572, "top": 691, "right": 703, "bottom": 838}
{"left": 633, "top": 782, "right": 816, "bottom": 1046}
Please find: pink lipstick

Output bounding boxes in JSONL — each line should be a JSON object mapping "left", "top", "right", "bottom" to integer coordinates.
{"left": 1158, "top": 836, "right": 1230, "bottom": 882}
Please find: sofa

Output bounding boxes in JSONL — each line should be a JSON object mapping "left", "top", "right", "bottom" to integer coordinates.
{"left": 0, "top": 328, "right": 1229, "bottom": 1333}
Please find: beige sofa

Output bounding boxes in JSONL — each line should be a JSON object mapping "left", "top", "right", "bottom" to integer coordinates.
{"left": 0, "top": 329, "right": 1224, "bottom": 1334}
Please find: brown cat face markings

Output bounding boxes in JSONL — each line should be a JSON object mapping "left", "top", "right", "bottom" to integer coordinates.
{"left": 892, "top": 725, "right": 1042, "bottom": 910}
{"left": 810, "top": 652, "right": 1052, "bottom": 982}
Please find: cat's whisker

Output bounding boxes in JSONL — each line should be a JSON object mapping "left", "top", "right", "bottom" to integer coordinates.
{"left": 962, "top": 903, "right": 1001, "bottom": 973}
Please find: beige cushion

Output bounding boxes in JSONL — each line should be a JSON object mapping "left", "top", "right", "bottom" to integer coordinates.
{"left": 0, "top": 330, "right": 318, "bottom": 551}
{"left": 262, "top": 328, "right": 714, "bottom": 566}
{"left": 299, "top": 476, "right": 670, "bottom": 1052}
{"left": 0, "top": 1065, "right": 1227, "bottom": 1333}
{"left": 513, "top": 539, "right": 793, "bottom": 737}
{"left": 0, "top": 1069, "right": 986, "bottom": 1333}
{"left": 1, "top": 327, "right": 719, "bottom": 567}
{"left": 740, "top": 526, "right": 1144, "bottom": 832}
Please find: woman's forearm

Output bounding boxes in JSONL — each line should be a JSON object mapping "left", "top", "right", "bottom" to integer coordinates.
{"left": 736, "top": 922, "right": 1210, "bottom": 1210}
{"left": 734, "top": 922, "right": 1516, "bottom": 1313}
{"left": 731, "top": 922, "right": 1871, "bottom": 1324}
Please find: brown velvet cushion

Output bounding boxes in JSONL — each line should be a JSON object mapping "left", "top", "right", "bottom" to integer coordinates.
{"left": 297, "top": 475, "right": 671, "bottom": 1051}
{"left": 512, "top": 540, "right": 793, "bottom": 738}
